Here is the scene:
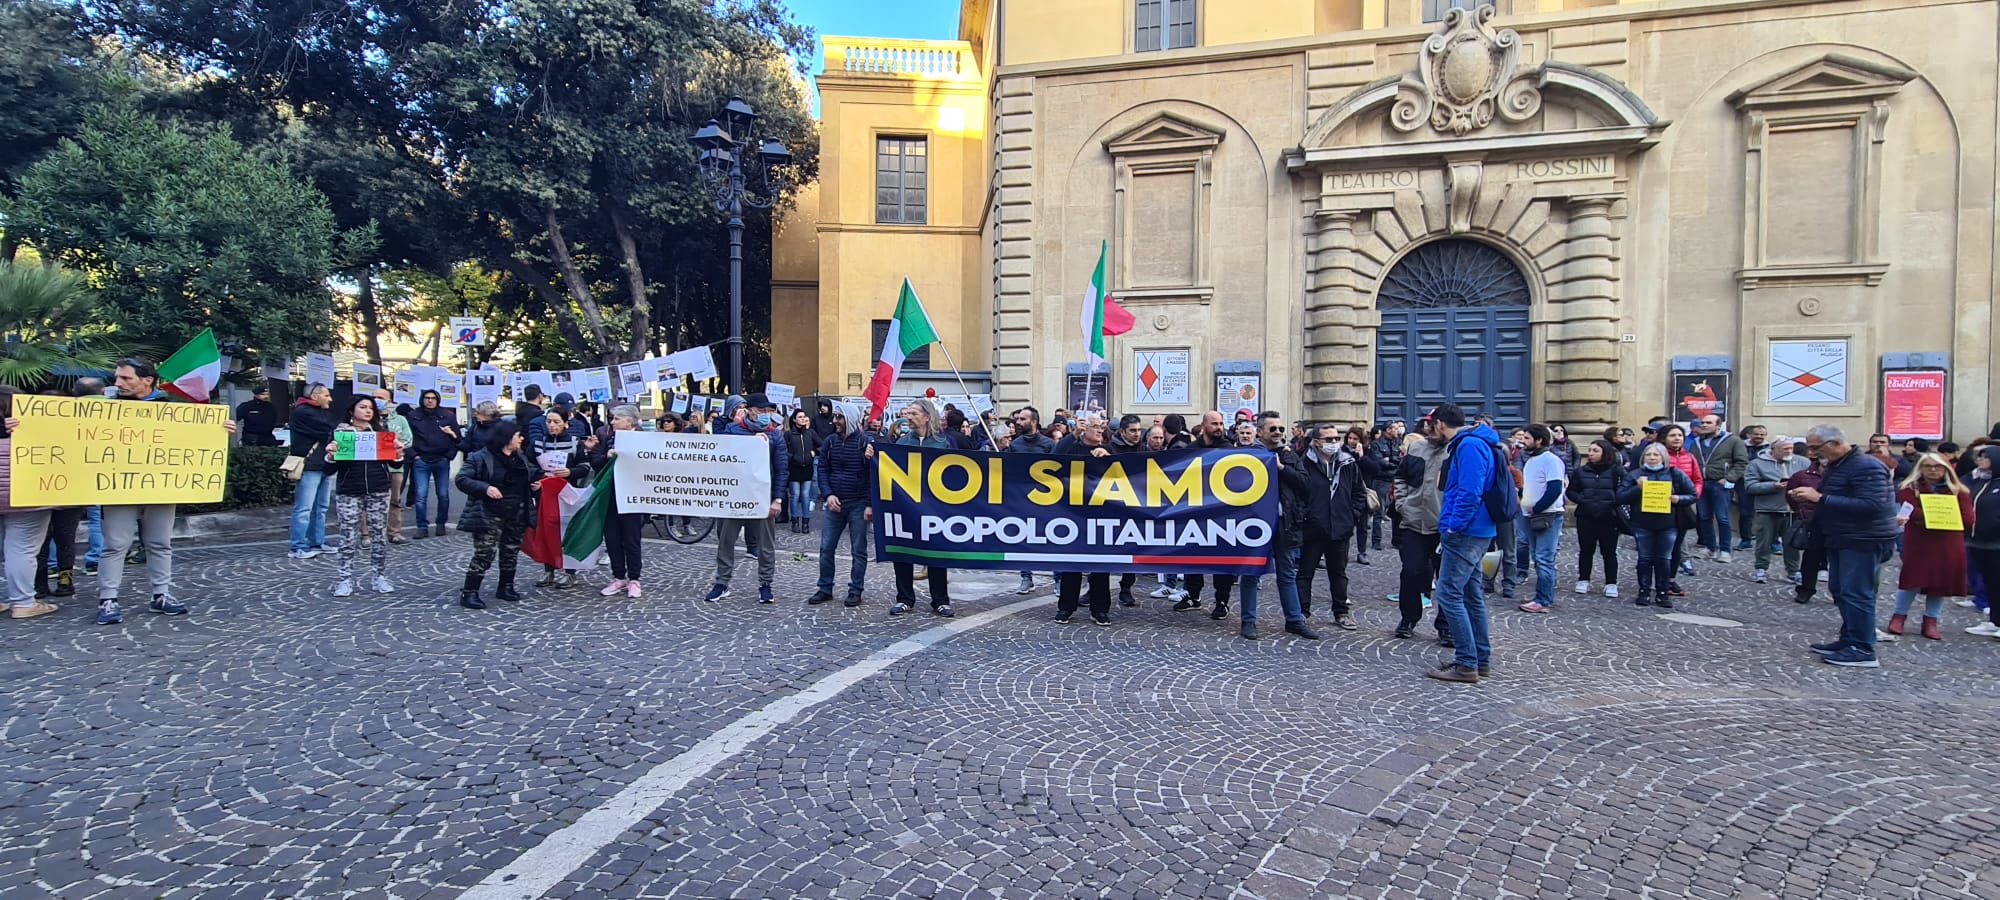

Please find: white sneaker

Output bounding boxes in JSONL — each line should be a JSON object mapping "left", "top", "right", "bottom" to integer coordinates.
{"left": 1603, "top": 584, "right": 1620, "bottom": 599}
{"left": 1016, "top": 576, "right": 1034, "bottom": 595}
{"left": 1149, "top": 586, "right": 1173, "bottom": 599}
{"left": 1751, "top": 570, "right": 1767, "bottom": 584}
{"left": 1168, "top": 589, "right": 1189, "bottom": 602}
{"left": 1953, "top": 598, "right": 1976, "bottom": 608}
{"left": 1964, "top": 622, "right": 2000, "bottom": 637}
{"left": 1574, "top": 580, "right": 1591, "bottom": 595}
{"left": 1694, "top": 547, "right": 1712, "bottom": 560}
{"left": 332, "top": 579, "right": 354, "bottom": 597}
{"left": 372, "top": 576, "right": 395, "bottom": 594}
{"left": 1715, "top": 551, "right": 1733, "bottom": 564}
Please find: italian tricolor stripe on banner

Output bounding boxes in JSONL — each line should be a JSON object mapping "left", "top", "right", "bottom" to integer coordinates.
{"left": 882, "top": 547, "right": 1269, "bottom": 568}
{"left": 333, "top": 430, "right": 399, "bottom": 461}
{"left": 862, "top": 278, "right": 939, "bottom": 420}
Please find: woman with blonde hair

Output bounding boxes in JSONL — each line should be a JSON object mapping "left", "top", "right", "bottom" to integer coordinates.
{"left": 1889, "top": 453, "right": 1972, "bottom": 640}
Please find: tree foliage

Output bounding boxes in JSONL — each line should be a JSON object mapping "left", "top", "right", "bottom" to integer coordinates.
{"left": 0, "top": 260, "right": 146, "bottom": 388}
{"left": 91, "top": 0, "right": 819, "bottom": 381}
{"left": 4, "top": 103, "right": 360, "bottom": 363}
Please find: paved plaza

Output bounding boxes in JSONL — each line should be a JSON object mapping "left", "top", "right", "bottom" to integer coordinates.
{"left": 4, "top": 526, "right": 1999, "bottom": 899}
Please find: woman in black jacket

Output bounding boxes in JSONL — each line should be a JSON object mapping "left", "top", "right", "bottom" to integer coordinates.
{"left": 322, "top": 394, "right": 399, "bottom": 598}
{"left": 1570, "top": 440, "right": 1630, "bottom": 599}
{"left": 783, "top": 409, "right": 820, "bottom": 532}
{"left": 454, "top": 421, "right": 537, "bottom": 609}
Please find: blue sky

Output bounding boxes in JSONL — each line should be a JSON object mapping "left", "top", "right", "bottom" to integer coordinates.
{"left": 781, "top": 0, "right": 963, "bottom": 77}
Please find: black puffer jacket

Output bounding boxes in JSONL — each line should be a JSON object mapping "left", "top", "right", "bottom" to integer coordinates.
{"left": 1569, "top": 461, "right": 1629, "bottom": 522}
{"left": 1297, "top": 446, "right": 1369, "bottom": 542}
{"left": 1814, "top": 448, "right": 1899, "bottom": 550}
{"left": 326, "top": 424, "right": 399, "bottom": 496}
{"left": 454, "top": 448, "right": 538, "bottom": 533}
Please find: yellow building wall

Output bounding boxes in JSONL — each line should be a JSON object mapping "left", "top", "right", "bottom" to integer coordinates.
{"left": 1000, "top": 0, "right": 1124, "bottom": 65}
{"left": 1205, "top": 1, "right": 1316, "bottom": 46}
{"left": 784, "top": 37, "right": 989, "bottom": 397}
{"left": 769, "top": 181, "right": 820, "bottom": 392}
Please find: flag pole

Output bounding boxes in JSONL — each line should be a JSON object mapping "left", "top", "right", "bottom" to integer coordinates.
{"left": 903, "top": 284, "right": 1002, "bottom": 450}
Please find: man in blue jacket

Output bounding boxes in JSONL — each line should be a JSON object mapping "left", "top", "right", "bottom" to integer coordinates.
{"left": 1427, "top": 404, "right": 1501, "bottom": 683}
{"left": 707, "top": 393, "right": 788, "bottom": 604}
{"left": 808, "top": 400, "right": 873, "bottom": 608}
{"left": 1793, "top": 425, "right": 1899, "bottom": 668}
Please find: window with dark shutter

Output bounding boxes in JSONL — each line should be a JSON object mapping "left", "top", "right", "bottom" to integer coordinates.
{"left": 872, "top": 319, "right": 932, "bottom": 370}
{"left": 875, "top": 136, "right": 928, "bottom": 225}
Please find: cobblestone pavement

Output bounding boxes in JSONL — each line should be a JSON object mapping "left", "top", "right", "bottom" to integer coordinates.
{"left": 4, "top": 523, "right": 1999, "bottom": 899}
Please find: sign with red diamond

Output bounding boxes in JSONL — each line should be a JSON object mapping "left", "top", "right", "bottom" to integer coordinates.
{"left": 1132, "top": 349, "right": 1190, "bottom": 405}
{"left": 1767, "top": 339, "right": 1848, "bottom": 404}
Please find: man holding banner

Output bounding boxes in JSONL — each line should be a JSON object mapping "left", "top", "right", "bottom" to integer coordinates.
{"left": 97, "top": 359, "right": 235, "bottom": 624}
{"left": 807, "top": 401, "right": 873, "bottom": 608}
{"left": 705, "top": 394, "right": 788, "bottom": 604}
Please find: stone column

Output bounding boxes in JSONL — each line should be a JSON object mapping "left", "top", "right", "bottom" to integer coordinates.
{"left": 1544, "top": 195, "right": 1621, "bottom": 427}
{"left": 989, "top": 75, "right": 1037, "bottom": 409}
{"left": 1303, "top": 209, "right": 1374, "bottom": 424}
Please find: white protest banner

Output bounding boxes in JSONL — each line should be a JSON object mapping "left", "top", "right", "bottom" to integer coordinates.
{"left": 582, "top": 367, "right": 614, "bottom": 403}
{"left": 436, "top": 376, "right": 463, "bottom": 408}
{"left": 468, "top": 368, "right": 504, "bottom": 407}
{"left": 352, "top": 363, "right": 385, "bottom": 396}
{"left": 260, "top": 362, "right": 292, "bottom": 382}
{"left": 611, "top": 431, "right": 772, "bottom": 516}
{"left": 764, "top": 382, "right": 796, "bottom": 406}
{"left": 392, "top": 370, "right": 419, "bottom": 405}
{"left": 618, "top": 362, "right": 648, "bottom": 401}
{"left": 409, "top": 366, "right": 441, "bottom": 395}
{"left": 548, "top": 369, "right": 579, "bottom": 397}
{"left": 304, "top": 352, "right": 337, "bottom": 390}
{"left": 665, "top": 346, "right": 718, "bottom": 382}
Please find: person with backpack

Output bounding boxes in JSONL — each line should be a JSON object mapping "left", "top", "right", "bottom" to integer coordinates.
{"left": 1425, "top": 404, "right": 1508, "bottom": 683}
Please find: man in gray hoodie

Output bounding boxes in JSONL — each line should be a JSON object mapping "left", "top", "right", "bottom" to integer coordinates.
{"left": 808, "top": 400, "right": 874, "bottom": 607}
{"left": 1742, "top": 435, "right": 1809, "bottom": 585}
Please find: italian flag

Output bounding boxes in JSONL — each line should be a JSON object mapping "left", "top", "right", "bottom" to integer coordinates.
{"left": 1079, "top": 241, "right": 1134, "bottom": 371}
{"left": 524, "top": 467, "right": 610, "bottom": 570}
{"left": 333, "top": 430, "right": 399, "bottom": 461}
{"left": 158, "top": 327, "right": 223, "bottom": 403}
{"left": 862, "top": 279, "right": 938, "bottom": 420}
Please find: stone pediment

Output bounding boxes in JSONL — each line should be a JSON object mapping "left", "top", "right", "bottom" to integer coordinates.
{"left": 1727, "top": 54, "right": 1916, "bottom": 110}
{"left": 1103, "top": 112, "right": 1225, "bottom": 155}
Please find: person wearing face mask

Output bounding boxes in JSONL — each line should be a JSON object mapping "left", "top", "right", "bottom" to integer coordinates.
{"left": 704, "top": 393, "right": 789, "bottom": 605}
{"left": 1391, "top": 423, "right": 1451, "bottom": 640}
{"left": 1295, "top": 424, "right": 1369, "bottom": 630}
{"left": 1618, "top": 443, "right": 1697, "bottom": 609}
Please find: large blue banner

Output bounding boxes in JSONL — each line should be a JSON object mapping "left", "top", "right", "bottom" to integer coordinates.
{"left": 870, "top": 445, "right": 1278, "bottom": 576}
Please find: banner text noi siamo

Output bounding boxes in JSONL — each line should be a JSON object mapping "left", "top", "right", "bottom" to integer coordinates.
{"left": 870, "top": 445, "right": 1278, "bottom": 575}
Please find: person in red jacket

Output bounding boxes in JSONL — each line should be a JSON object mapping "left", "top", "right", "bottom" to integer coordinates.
{"left": 1658, "top": 424, "right": 1703, "bottom": 595}
{"left": 1889, "top": 454, "right": 1973, "bottom": 640}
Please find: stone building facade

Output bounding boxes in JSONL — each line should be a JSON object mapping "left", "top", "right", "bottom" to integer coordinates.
{"left": 786, "top": 0, "right": 1998, "bottom": 437}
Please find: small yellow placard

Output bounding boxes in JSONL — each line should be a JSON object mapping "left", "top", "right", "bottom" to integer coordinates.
{"left": 9, "top": 395, "right": 230, "bottom": 506}
{"left": 1641, "top": 479, "right": 1672, "bottom": 514}
{"left": 1920, "top": 493, "right": 1964, "bottom": 531}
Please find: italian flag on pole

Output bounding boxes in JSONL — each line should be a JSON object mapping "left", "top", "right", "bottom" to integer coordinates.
{"left": 158, "top": 327, "right": 223, "bottom": 403}
{"left": 862, "top": 278, "right": 938, "bottom": 421}
{"left": 1079, "top": 241, "right": 1135, "bottom": 371}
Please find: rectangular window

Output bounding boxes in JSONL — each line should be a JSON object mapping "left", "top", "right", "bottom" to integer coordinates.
{"left": 1135, "top": 0, "right": 1195, "bottom": 52}
{"left": 1423, "top": 0, "right": 1494, "bottom": 23}
{"left": 875, "top": 136, "right": 927, "bottom": 225}
{"left": 872, "top": 319, "right": 931, "bottom": 370}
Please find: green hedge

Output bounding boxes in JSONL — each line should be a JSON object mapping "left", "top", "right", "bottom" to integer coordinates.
{"left": 183, "top": 445, "right": 296, "bottom": 513}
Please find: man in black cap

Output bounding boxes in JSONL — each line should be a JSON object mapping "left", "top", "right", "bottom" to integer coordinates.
{"left": 706, "top": 392, "right": 788, "bottom": 604}
{"left": 236, "top": 386, "right": 279, "bottom": 446}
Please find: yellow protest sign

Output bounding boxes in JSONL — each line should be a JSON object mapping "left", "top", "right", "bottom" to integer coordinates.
{"left": 1640, "top": 479, "right": 1672, "bottom": 514}
{"left": 1920, "top": 493, "right": 1964, "bottom": 531}
{"left": 9, "top": 395, "right": 230, "bottom": 505}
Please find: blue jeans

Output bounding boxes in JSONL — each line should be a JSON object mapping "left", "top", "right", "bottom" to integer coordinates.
{"left": 1633, "top": 527, "right": 1676, "bottom": 595}
{"left": 1241, "top": 545, "right": 1303, "bottom": 625}
{"left": 1493, "top": 515, "right": 1524, "bottom": 591}
{"left": 1891, "top": 588, "right": 1947, "bottom": 619}
{"left": 412, "top": 457, "right": 453, "bottom": 529}
{"left": 287, "top": 468, "right": 332, "bottom": 551}
{"left": 787, "top": 480, "right": 815, "bottom": 522}
{"left": 84, "top": 505, "right": 103, "bottom": 565}
{"left": 1696, "top": 483, "right": 1734, "bottom": 551}
{"left": 816, "top": 501, "right": 868, "bottom": 595}
{"left": 1527, "top": 513, "right": 1562, "bottom": 606}
{"left": 1435, "top": 532, "right": 1492, "bottom": 669}
{"left": 1828, "top": 544, "right": 1893, "bottom": 654}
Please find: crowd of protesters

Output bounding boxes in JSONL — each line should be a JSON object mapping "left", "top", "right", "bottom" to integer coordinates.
{"left": 8, "top": 359, "right": 1998, "bottom": 680}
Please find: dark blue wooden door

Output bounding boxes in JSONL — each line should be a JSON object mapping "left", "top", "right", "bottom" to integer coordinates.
{"left": 1372, "top": 240, "right": 1531, "bottom": 427}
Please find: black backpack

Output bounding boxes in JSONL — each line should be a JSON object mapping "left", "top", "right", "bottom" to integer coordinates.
{"left": 1480, "top": 440, "right": 1522, "bottom": 524}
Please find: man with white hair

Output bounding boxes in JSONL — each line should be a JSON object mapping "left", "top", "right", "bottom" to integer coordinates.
{"left": 1743, "top": 434, "right": 1808, "bottom": 585}
{"left": 1791, "top": 425, "right": 1899, "bottom": 668}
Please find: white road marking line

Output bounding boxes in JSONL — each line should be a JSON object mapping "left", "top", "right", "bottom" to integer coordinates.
{"left": 457, "top": 592, "right": 1051, "bottom": 900}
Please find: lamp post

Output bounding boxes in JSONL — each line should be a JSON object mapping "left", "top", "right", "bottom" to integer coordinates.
{"left": 692, "top": 96, "right": 792, "bottom": 394}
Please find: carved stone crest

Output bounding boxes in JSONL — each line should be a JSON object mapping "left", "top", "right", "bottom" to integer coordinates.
{"left": 1390, "top": 6, "right": 1542, "bottom": 136}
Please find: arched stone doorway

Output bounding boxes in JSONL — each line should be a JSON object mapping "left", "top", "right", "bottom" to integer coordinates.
{"left": 1374, "top": 238, "right": 1532, "bottom": 425}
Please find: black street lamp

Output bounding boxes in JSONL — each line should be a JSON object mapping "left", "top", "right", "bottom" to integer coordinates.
{"left": 693, "top": 96, "right": 791, "bottom": 394}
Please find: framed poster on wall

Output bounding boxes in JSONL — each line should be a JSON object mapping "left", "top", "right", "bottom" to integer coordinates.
{"left": 1881, "top": 370, "right": 1947, "bottom": 440}
{"left": 1131, "top": 348, "right": 1191, "bottom": 406}
{"left": 1767, "top": 339, "right": 1849, "bottom": 404}
{"left": 1065, "top": 372, "right": 1109, "bottom": 415}
{"left": 1671, "top": 371, "right": 1730, "bottom": 428}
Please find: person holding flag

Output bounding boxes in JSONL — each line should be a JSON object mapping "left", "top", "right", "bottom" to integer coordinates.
{"left": 92, "top": 353, "right": 236, "bottom": 625}
{"left": 323, "top": 394, "right": 400, "bottom": 597}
